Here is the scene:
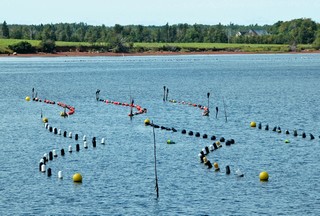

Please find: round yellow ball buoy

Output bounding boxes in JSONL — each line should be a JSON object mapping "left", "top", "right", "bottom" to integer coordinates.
{"left": 250, "top": 121, "right": 256, "bottom": 127}
{"left": 284, "top": 139, "right": 290, "bottom": 143}
{"left": 214, "top": 162, "right": 219, "bottom": 169}
{"left": 42, "top": 117, "right": 48, "bottom": 123}
{"left": 25, "top": 96, "right": 31, "bottom": 101}
{"left": 167, "top": 139, "right": 176, "bottom": 144}
{"left": 60, "top": 111, "right": 68, "bottom": 117}
{"left": 144, "top": 118, "right": 150, "bottom": 125}
{"left": 259, "top": 171, "right": 269, "bottom": 181}
{"left": 203, "top": 157, "right": 208, "bottom": 163}
{"left": 216, "top": 141, "right": 221, "bottom": 147}
{"left": 73, "top": 173, "right": 82, "bottom": 183}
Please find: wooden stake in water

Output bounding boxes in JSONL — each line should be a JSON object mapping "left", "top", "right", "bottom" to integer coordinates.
{"left": 223, "top": 96, "right": 227, "bottom": 123}
{"left": 163, "top": 86, "right": 166, "bottom": 102}
{"left": 96, "top": 89, "right": 100, "bottom": 101}
{"left": 207, "top": 92, "right": 210, "bottom": 115}
{"left": 215, "top": 106, "right": 218, "bottom": 119}
{"left": 166, "top": 88, "right": 169, "bottom": 101}
{"left": 65, "top": 107, "right": 67, "bottom": 118}
{"left": 152, "top": 121, "right": 159, "bottom": 198}
{"left": 129, "top": 86, "right": 133, "bottom": 120}
{"left": 130, "top": 98, "right": 134, "bottom": 120}
{"left": 32, "top": 88, "right": 34, "bottom": 99}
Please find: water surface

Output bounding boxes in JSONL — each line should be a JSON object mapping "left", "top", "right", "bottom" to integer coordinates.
{"left": 0, "top": 54, "right": 319, "bottom": 215}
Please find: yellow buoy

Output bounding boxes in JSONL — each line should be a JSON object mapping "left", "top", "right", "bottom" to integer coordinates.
{"left": 216, "top": 141, "right": 221, "bottom": 147}
{"left": 203, "top": 157, "right": 208, "bottom": 163}
{"left": 250, "top": 121, "right": 256, "bottom": 127}
{"left": 284, "top": 139, "right": 290, "bottom": 143}
{"left": 73, "top": 173, "right": 82, "bottom": 183}
{"left": 144, "top": 118, "right": 150, "bottom": 125}
{"left": 42, "top": 117, "right": 48, "bottom": 123}
{"left": 25, "top": 96, "right": 30, "bottom": 101}
{"left": 214, "top": 162, "right": 220, "bottom": 171}
{"left": 60, "top": 112, "right": 68, "bottom": 117}
{"left": 167, "top": 139, "right": 175, "bottom": 144}
{"left": 259, "top": 171, "right": 269, "bottom": 181}
{"left": 214, "top": 162, "right": 219, "bottom": 169}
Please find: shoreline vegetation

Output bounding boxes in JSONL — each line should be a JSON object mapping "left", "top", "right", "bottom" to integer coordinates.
{"left": 1, "top": 18, "right": 320, "bottom": 57}
{"left": 0, "top": 39, "right": 319, "bottom": 57}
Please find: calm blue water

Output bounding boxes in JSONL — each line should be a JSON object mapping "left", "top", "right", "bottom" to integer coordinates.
{"left": 0, "top": 54, "right": 319, "bottom": 215}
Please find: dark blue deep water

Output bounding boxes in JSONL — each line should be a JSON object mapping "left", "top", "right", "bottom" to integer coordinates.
{"left": 0, "top": 54, "right": 319, "bottom": 215}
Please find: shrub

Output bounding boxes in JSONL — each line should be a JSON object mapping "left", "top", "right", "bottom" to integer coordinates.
{"left": 8, "top": 41, "right": 36, "bottom": 54}
{"left": 39, "top": 40, "right": 56, "bottom": 53}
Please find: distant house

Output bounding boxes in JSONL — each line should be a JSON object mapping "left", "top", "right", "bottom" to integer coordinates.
{"left": 236, "top": 29, "right": 269, "bottom": 37}
{"left": 235, "top": 31, "right": 248, "bottom": 37}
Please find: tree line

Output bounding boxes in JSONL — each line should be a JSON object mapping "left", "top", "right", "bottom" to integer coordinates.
{"left": 1, "top": 18, "right": 320, "bottom": 53}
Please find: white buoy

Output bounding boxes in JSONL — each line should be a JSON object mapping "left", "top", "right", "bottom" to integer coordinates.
{"left": 69, "top": 132, "right": 72, "bottom": 138}
{"left": 209, "top": 145, "right": 214, "bottom": 151}
{"left": 53, "top": 149, "right": 57, "bottom": 157}
{"left": 84, "top": 141, "right": 88, "bottom": 149}
{"left": 101, "top": 138, "right": 105, "bottom": 144}
{"left": 40, "top": 158, "right": 44, "bottom": 164}
{"left": 58, "top": 171, "right": 63, "bottom": 179}
{"left": 58, "top": 129, "right": 61, "bottom": 135}
{"left": 45, "top": 123, "right": 48, "bottom": 129}
{"left": 68, "top": 145, "right": 72, "bottom": 152}
{"left": 236, "top": 169, "right": 244, "bottom": 177}
{"left": 43, "top": 153, "right": 48, "bottom": 161}
{"left": 41, "top": 164, "right": 46, "bottom": 172}
{"left": 83, "top": 135, "right": 86, "bottom": 141}
{"left": 202, "top": 148, "right": 206, "bottom": 155}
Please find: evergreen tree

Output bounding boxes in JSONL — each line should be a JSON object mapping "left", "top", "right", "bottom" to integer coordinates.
{"left": 2, "top": 21, "right": 10, "bottom": 38}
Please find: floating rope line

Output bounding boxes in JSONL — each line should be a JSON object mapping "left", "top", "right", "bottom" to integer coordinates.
{"left": 98, "top": 98, "right": 147, "bottom": 116}
{"left": 31, "top": 96, "right": 75, "bottom": 116}
{"left": 168, "top": 99, "right": 209, "bottom": 114}
{"left": 253, "top": 122, "right": 317, "bottom": 140}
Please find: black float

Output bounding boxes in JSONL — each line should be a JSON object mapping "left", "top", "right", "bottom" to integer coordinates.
{"left": 226, "top": 165, "right": 231, "bottom": 174}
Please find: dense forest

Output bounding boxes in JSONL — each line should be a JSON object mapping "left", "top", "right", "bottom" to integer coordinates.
{"left": 1, "top": 18, "right": 320, "bottom": 53}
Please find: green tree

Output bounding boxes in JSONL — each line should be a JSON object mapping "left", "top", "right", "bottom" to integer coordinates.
{"left": 11, "top": 26, "right": 23, "bottom": 39}
{"left": 39, "top": 24, "right": 56, "bottom": 53}
{"left": 8, "top": 41, "right": 36, "bottom": 53}
{"left": 114, "top": 24, "right": 124, "bottom": 35}
{"left": 40, "top": 39, "right": 56, "bottom": 53}
{"left": 169, "top": 25, "right": 177, "bottom": 42}
{"left": 71, "top": 23, "right": 87, "bottom": 42}
{"left": 313, "top": 30, "right": 320, "bottom": 49}
{"left": 164, "top": 23, "right": 169, "bottom": 42}
{"left": 2, "top": 21, "right": 10, "bottom": 38}
{"left": 176, "top": 23, "right": 188, "bottom": 42}
{"left": 109, "top": 35, "right": 132, "bottom": 53}
{"left": 41, "top": 24, "right": 56, "bottom": 41}
{"left": 84, "top": 27, "right": 99, "bottom": 44}
{"left": 136, "top": 25, "right": 144, "bottom": 42}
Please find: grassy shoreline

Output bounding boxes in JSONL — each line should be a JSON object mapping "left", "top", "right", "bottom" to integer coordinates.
{"left": 0, "top": 38, "right": 317, "bottom": 55}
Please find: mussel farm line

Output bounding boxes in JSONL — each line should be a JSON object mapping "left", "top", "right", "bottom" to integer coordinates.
{"left": 252, "top": 121, "right": 318, "bottom": 141}
{"left": 40, "top": 122, "right": 106, "bottom": 178}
